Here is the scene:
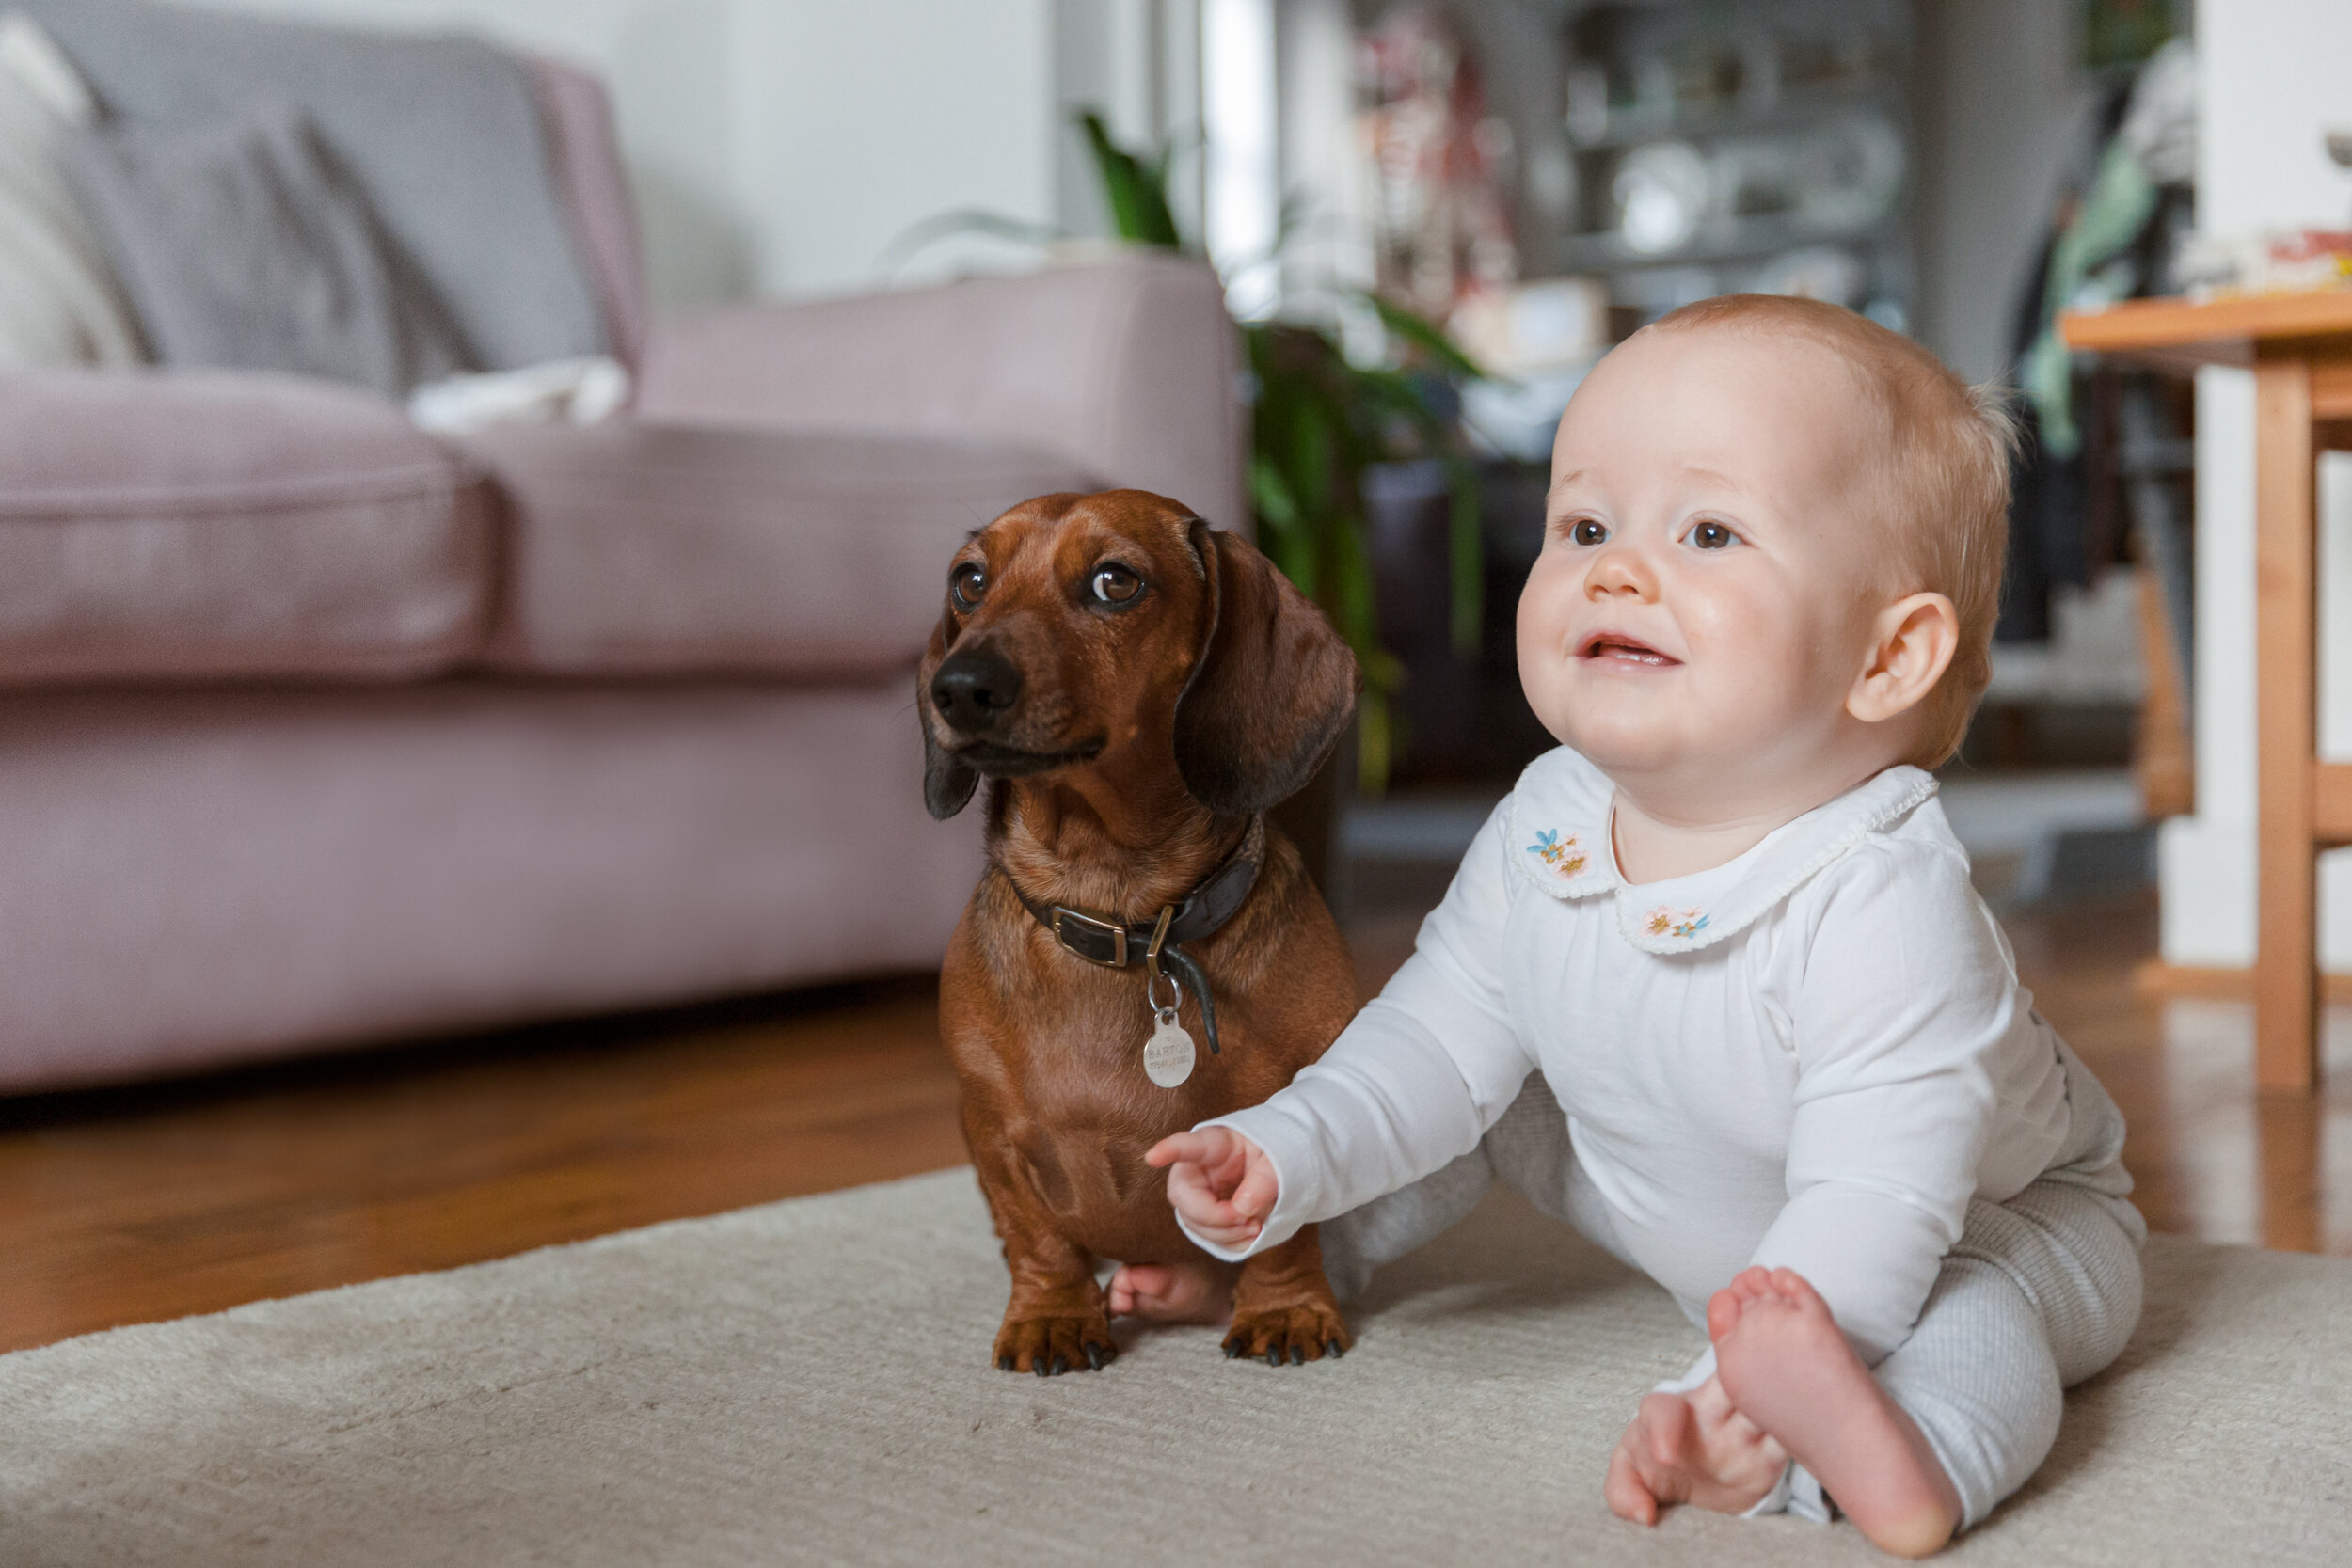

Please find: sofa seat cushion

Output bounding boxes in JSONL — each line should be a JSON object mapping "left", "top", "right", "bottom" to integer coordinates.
{"left": 0, "top": 368, "right": 494, "bottom": 685}
{"left": 460, "top": 420, "right": 1102, "bottom": 678}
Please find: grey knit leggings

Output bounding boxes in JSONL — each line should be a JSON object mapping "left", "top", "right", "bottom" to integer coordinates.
{"left": 1319, "top": 1046, "right": 2146, "bottom": 1530}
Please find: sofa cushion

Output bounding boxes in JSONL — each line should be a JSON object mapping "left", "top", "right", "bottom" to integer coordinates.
{"left": 0, "top": 368, "right": 493, "bottom": 685}
{"left": 63, "top": 103, "right": 473, "bottom": 397}
{"left": 459, "top": 420, "right": 1101, "bottom": 678}
{"left": 16, "top": 0, "right": 607, "bottom": 372}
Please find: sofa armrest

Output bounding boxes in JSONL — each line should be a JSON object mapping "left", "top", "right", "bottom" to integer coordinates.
{"left": 634, "top": 255, "right": 1248, "bottom": 531}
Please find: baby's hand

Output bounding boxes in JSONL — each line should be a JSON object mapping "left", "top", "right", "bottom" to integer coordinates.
{"left": 1146, "top": 1128, "right": 1277, "bottom": 1250}
{"left": 1603, "top": 1376, "right": 1788, "bottom": 1526}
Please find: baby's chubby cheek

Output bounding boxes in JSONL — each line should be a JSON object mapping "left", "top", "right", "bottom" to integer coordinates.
{"left": 1510, "top": 593, "right": 1680, "bottom": 766}
{"left": 1513, "top": 563, "right": 1583, "bottom": 744}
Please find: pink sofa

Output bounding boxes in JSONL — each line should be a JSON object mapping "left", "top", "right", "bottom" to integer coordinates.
{"left": 0, "top": 57, "right": 1245, "bottom": 1093}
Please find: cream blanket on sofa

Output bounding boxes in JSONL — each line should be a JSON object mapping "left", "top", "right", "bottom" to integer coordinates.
{"left": 0, "top": 12, "right": 140, "bottom": 369}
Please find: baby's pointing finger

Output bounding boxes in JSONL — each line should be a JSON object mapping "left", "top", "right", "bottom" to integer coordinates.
{"left": 1145, "top": 1132, "right": 1209, "bottom": 1169}
{"left": 1155, "top": 1129, "right": 1243, "bottom": 1173}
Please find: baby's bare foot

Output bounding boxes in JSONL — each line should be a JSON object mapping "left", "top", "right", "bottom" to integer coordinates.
{"left": 1105, "top": 1259, "right": 1232, "bottom": 1324}
{"left": 1709, "top": 1266, "right": 1963, "bottom": 1559}
{"left": 1603, "top": 1378, "right": 1788, "bottom": 1526}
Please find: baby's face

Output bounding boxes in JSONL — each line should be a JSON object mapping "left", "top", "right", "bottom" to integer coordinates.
{"left": 1518, "top": 325, "right": 1901, "bottom": 808}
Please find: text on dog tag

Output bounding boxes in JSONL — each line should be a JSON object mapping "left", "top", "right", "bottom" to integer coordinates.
{"left": 1143, "top": 1009, "right": 1196, "bottom": 1088}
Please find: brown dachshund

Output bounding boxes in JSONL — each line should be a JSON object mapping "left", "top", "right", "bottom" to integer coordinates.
{"left": 920, "top": 489, "right": 1363, "bottom": 1375}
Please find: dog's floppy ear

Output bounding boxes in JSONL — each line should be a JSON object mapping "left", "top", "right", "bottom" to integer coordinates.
{"left": 1173, "top": 520, "right": 1360, "bottom": 817}
{"left": 918, "top": 610, "right": 977, "bottom": 820}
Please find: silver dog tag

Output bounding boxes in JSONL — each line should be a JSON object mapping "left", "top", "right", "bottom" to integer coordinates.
{"left": 1143, "top": 1007, "right": 1196, "bottom": 1088}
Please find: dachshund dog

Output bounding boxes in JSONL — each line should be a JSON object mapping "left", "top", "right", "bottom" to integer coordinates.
{"left": 921, "top": 489, "right": 1363, "bottom": 1375}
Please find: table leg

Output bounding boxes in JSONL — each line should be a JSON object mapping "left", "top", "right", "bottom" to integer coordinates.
{"left": 2254, "top": 356, "right": 2320, "bottom": 1093}
{"left": 2256, "top": 1095, "right": 2321, "bottom": 1251}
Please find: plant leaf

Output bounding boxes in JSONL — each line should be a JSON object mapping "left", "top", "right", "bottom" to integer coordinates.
{"left": 1446, "top": 453, "right": 1483, "bottom": 656}
{"left": 1077, "top": 111, "right": 1183, "bottom": 249}
{"left": 1248, "top": 455, "right": 1316, "bottom": 600}
{"left": 871, "top": 208, "right": 1059, "bottom": 280}
{"left": 1361, "top": 292, "right": 1488, "bottom": 383}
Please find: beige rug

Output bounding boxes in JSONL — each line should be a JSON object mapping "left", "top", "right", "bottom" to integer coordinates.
{"left": 1, "top": 1168, "right": 2345, "bottom": 1567}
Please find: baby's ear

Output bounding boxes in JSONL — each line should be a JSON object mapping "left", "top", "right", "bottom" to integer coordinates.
{"left": 1847, "top": 592, "right": 1959, "bottom": 725}
{"left": 1172, "top": 521, "right": 1360, "bottom": 817}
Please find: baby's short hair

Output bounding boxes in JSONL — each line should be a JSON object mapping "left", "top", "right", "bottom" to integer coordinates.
{"left": 1642, "top": 294, "right": 2015, "bottom": 768}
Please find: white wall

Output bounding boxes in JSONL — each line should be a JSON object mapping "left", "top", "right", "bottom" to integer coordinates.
{"left": 188, "top": 0, "right": 1180, "bottom": 307}
{"left": 2160, "top": 0, "right": 2352, "bottom": 969}
{"left": 733, "top": 0, "right": 1056, "bottom": 298}
{"left": 1055, "top": 0, "right": 1203, "bottom": 245}
{"left": 1910, "top": 0, "right": 2104, "bottom": 384}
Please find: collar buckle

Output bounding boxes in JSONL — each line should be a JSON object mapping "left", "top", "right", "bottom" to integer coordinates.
{"left": 1049, "top": 906, "right": 1129, "bottom": 967}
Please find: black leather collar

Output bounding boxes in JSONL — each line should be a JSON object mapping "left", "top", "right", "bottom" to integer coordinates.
{"left": 1004, "top": 817, "right": 1265, "bottom": 1055}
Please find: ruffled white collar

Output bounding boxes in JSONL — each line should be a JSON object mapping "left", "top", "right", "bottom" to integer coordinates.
{"left": 1504, "top": 747, "right": 1938, "bottom": 955}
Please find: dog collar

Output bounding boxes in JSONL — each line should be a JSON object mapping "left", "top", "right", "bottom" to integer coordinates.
{"left": 1002, "top": 816, "right": 1266, "bottom": 1055}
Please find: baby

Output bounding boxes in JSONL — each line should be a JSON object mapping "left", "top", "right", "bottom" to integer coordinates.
{"left": 1112, "top": 294, "right": 2145, "bottom": 1556}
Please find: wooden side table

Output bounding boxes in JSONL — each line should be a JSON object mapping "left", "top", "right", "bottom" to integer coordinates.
{"left": 2063, "top": 291, "right": 2352, "bottom": 1093}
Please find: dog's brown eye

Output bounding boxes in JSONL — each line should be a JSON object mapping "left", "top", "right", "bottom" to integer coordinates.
{"left": 950, "top": 563, "right": 987, "bottom": 610}
{"left": 1089, "top": 564, "right": 1142, "bottom": 605}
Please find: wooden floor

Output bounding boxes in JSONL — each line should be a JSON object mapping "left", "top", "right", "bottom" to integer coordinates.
{"left": 2, "top": 881, "right": 2345, "bottom": 1355}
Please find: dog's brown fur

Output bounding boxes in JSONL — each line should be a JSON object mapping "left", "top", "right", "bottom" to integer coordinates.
{"left": 920, "top": 490, "right": 1363, "bottom": 1375}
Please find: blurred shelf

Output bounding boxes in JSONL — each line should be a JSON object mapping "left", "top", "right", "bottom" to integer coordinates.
{"left": 1564, "top": 81, "right": 1899, "bottom": 152}
{"left": 1561, "top": 211, "right": 1901, "bottom": 272}
{"left": 1552, "top": 0, "right": 1915, "bottom": 322}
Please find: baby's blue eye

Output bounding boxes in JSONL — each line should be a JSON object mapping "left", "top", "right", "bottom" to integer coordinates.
{"left": 1570, "top": 518, "right": 1608, "bottom": 546}
{"left": 1685, "top": 520, "right": 1736, "bottom": 550}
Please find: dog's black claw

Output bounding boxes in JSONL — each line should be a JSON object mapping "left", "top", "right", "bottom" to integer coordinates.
{"left": 1325, "top": 1338, "right": 1344, "bottom": 1360}
{"left": 1265, "top": 1346, "right": 1282, "bottom": 1368}
{"left": 1223, "top": 1339, "right": 1242, "bottom": 1359}
{"left": 1289, "top": 1343, "right": 1305, "bottom": 1366}
{"left": 1084, "top": 1343, "right": 1104, "bottom": 1371}
{"left": 1050, "top": 1354, "right": 1068, "bottom": 1377}
{"left": 998, "top": 1354, "right": 1015, "bottom": 1371}
{"left": 1032, "top": 1357, "right": 1048, "bottom": 1378}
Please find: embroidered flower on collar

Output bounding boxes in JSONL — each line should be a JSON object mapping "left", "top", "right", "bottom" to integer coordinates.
{"left": 1643, "top": 906, "right": 1709, "bottom": 940}
{"left": 1526, "top": 829, "right": 1588, "bottom": 879}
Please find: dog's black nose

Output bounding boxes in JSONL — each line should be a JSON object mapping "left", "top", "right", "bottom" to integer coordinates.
{"left": 930, "top": 646, "right": 1024, "bottom": 732}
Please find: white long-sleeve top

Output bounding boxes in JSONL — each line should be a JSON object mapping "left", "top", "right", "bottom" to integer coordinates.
{"left": 1194, "top": 747, "right": 2077, "bottom": 1364}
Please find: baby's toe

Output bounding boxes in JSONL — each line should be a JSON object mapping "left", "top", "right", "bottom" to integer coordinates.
{"left": 1766, "top": 1267, "right": 1829, "bottom": 1314}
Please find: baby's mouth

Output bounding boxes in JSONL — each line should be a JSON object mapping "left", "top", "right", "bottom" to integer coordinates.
{"left": 1578, "top": 632, "right": 1679, "bottom": 668}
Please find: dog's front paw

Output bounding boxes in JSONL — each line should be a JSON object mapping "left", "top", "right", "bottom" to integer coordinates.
{"left": 993, "top": 1311, "right": 1118, "bottom": 1376}
{"left": 1222, "top": 1299, "right": 1351, "bottom": 1368}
